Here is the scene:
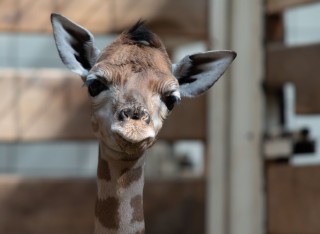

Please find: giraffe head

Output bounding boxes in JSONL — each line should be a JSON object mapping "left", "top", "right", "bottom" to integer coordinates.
{"left": 51, "top": 13, "right": 236, "bottom": 158}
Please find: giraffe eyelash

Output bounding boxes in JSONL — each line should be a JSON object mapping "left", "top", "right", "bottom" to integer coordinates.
{"left": 86, "top": 79, "right": 109, "bottom": 97}
{"left": 162, "top": 91, "right": 181, "bottom": 111}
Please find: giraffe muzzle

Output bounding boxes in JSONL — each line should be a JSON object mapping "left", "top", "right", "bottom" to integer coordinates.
{"left": 118, "top": 107, "right": 151, "bottom": 125}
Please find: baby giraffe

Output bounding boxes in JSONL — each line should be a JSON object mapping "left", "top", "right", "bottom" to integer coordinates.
{"left": 51, "top": 13, "right": 236, "bottom": 234}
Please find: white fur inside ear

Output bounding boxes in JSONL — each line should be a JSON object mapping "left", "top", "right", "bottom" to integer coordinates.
{"left": 172, "top": 55, "right": 192, "bottom": 79}
{"left": 51, "top": 13, "right": 100, "bottom": 78}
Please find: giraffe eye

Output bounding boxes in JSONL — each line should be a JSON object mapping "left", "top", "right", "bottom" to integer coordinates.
{"left": 162, "top": 94, "right": 181, "bottom": 111}
{"left": 87, "top": 79, "right": 109, "bottom": 97}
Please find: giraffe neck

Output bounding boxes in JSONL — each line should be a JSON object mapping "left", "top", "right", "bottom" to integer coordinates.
{"left": 94, "top": 143, "right": 146, "bottom": 234}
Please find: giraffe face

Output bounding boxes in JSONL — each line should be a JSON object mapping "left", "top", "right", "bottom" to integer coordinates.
{"left": 87, "top": 43, "right": 180, "bottom": 155}
{"left": 51, "top": 14, "right": 236, "bottom": 158}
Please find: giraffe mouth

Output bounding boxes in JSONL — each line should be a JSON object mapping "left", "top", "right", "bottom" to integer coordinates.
{"left": 111, "top": 123, "right": 155, "bottom": 144}
{"left": 113, "top": 131, "right": 155, "bottom": 154}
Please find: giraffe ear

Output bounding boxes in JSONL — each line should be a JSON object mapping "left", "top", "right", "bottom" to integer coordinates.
{"left": 173, "top": 50, "right": 236, "bottom": 97}
{"left": 51, "top": 13, "right": 100, "bottom": 78}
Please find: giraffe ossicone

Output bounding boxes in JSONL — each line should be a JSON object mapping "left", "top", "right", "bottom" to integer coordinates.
{"left": 51, "top": 13, "right": 236, "bottom": 234}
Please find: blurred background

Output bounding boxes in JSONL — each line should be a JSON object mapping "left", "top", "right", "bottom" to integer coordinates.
{"left": 0, "top": 0, "right": 319, "bottom": 234}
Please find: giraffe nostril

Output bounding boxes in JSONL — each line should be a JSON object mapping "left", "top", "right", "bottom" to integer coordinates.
{"left": 118, "top": 109, "right": 131, "bottom": 121}
{"left": 139, "top": 110, "right": 150, "bottom": 124}
{"left": 143, "top": 113, "right": 151, "bottom": 124}
{"left": 118, "top": 108, "right": 150, "bottom": 124}
{"left": 132, "top": 113, "right": 140, "bottom": 120}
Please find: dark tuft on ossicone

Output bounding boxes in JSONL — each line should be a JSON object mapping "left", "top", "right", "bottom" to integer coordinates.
{"left": 124, "top": 20, "right": 161, "bottom": 48}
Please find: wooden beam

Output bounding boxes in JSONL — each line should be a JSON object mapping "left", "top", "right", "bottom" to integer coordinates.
{"left": 266, "top": 13, "right": 284, "bottom": 43}
{"left": 228, "top": 0, "right": 264, "bottom": 233}
{"left": 0, "top": 69, "right": 206, "bottom": 142}
{"left": 266, "top": 0, "right": 320, "bottom": 14}
{"left": 0, "top": 0, "right": 207, "bottom": 40}
{"left": 267, "top": 163, "right": 320, "bottom": 233}
{"left": 208, "top": 0, "right": 264, "bottom": 233}
{"left": 206, "top": 0, "right": 231, "bottom": 233}
{"left": 0, "top": 69, "right": 93, "bottom": 141}
{"left": 266, "top": 43, "right": 320, "bottom": 114}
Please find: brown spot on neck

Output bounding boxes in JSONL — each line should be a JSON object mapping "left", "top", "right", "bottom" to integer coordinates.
{"left": 97, "top": 154, "right": 111, "bottom": 181}
{"left": 95, "top": 197, "right": 120, "bottom": 229}
{"left": 118, "top": 166, "right": 143, "bottom": 188}
{"left": 130, "top": 195, "right": 144, "bottom": 223}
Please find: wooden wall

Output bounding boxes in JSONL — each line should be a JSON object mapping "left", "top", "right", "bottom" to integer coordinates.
{"left": 0, "top": 1, "right": 210, "bottom": 234}
{"left": 266, "top": 44, "right": 320, "bottom": 114}
{"left": 265, "top": 1, "right": 320, "bottom": 234}
{"left": 0, "top": 176, "right": 204, "bottom": 234}
{"left": 266, "top": 163, "right": 320, "bottom": 234}
{"left": 0, "top": 0, "right": 207, "bottom": 42}
{"left": 265, "top": 0, "right": 320, "bottom": 114}
{"left": 266, "top": 0, "right": 319, "bottom": 13}
{"left": 0, "top": 69, "right": 206, "bottom": 142}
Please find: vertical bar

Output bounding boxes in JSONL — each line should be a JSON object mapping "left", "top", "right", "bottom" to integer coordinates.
{"left": 228, "top": 0, "right": 264, "bottom": 233}
{"left": 207, "top": 0, "right": 264, "bottom": 233}
{"left": 206, "top": 0, "right": 231, "bottom": 233}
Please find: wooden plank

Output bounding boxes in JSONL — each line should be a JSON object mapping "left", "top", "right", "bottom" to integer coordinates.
{"left": 0, "top": 69, "right": 94, "bottom": 141}
{"left": 266, "top": 163, "right": 320, "bottom": 233}
{"left": 0, "top": 176, "right": 204, "bottom": 234}
{"left": 266, "top": 43, "right": 320, "bottom": 114}
{"left": 263, "top": 137, "right": 292, "bottom": 160}
{"left": 266, "top": 0, "right": 320, "bottom": 14}
{"left": 266, "top": 13, "right": 284, "bottom": 43}
{"left": 0, "top": 0, "right": 207, "bottom": 40}
{"left": 0, "top": 176, "right": 96, "bottom": 234}
{"left": 144, "top": 178, "right": 205, "bottom": 234}
{"left": 159, "top": 96, "right": 206, "bottom": 141}
{"left": 0, "top": 69, "right": 206, "bottom": 141}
